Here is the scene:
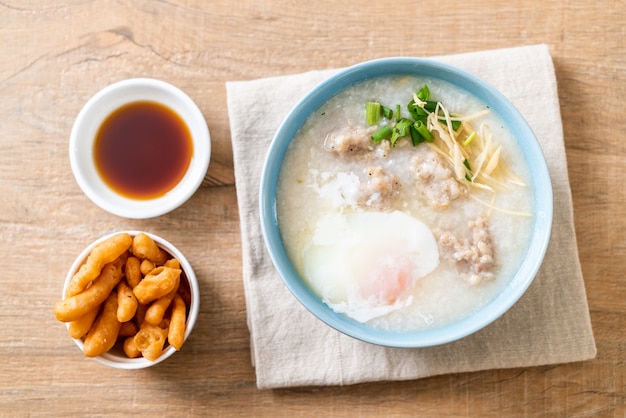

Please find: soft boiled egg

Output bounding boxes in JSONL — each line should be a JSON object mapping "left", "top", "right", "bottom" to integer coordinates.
{"left": 302, "top": 210, "right": 439, "bottom": 323}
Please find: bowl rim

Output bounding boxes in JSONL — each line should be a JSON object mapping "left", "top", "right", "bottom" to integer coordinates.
{"left": 260, "top": 57, "right": 553, "bottom": 348}
{"left": 62, "top": 230, "right": 200, "bottom": 369}
{"left": 69, "top": 78, "right": 211, "bottom": 219}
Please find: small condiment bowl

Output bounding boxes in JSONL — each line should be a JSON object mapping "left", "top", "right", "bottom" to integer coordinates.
{"left": 62, "top": 231, "right": 200, "bottom": 369}
{"left": 69, "top": 78, "right": 211, "bottom": 219}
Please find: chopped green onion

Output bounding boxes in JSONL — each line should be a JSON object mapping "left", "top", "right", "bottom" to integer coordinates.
{"left": 438, "top": 117, "right": 462, "bottom": 131}
{"left": 424, "top": 101, "right": 438, "bottom": 112}
{"left": 371, "top": 126, "right": 392, "bottom": 143}
{"left": 415, "top": 114, "right": 428, "bottom": 125}
{"left": 366, "top": 84, "right": 460, "bottom": 147}
{"left": 417, "top": 85, "right": 430, "bottom": 101}
{"left": 408, "top": 100, "right": 437, "bottom": 119}
{"left": 409, "top": 125, "right": 425, "bottom": 146}
{"left": 414, "top": 120, "right": 434, "bottom": 142}
{"left": 391, "top": 118, "right": 413, "bottom": 147}
{"left": 407, "top": 100, "right": 426, "bottom": 119}
{"left": 366, "top": 102, "right": 381, "bottom": 125}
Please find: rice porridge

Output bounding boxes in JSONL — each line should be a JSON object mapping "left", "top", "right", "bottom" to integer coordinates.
{"left": 276, "top": 76, "right": 533, "bottom": 332}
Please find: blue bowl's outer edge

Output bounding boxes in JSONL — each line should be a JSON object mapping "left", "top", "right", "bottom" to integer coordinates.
{"left": 259, "top": 57, "right": 554, "bottom": 348}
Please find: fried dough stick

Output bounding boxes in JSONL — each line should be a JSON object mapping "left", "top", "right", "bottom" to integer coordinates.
{"left": 65, "top": 233, "right": 132, "bottom": 296}
{"left": 54, "top": 256, "right": 125, "bottom": 322}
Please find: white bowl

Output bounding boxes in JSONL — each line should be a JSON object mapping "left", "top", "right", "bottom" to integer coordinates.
{"left": 69, "top": 78, "right": 211, "bottom": 219}
{"left": 62, "top": 231, "right": 200, "bottom": 369}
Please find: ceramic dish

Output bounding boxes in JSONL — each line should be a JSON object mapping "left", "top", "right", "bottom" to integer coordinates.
{"left": 61, "top": 230, "right": 200, "bottom": 368}
{"left": 260, "top": 58, "right": 553, "bottom": 348}
{"left": 69, "top": 78, "right": 210, "bottom": 219}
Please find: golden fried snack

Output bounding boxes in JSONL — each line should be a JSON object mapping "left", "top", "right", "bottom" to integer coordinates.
{"left": 117, "top": 280, "right": 138, "bottom": 322}
{"left": 123, "top": 336, "right": 142, "bottom": 358}
{"left": 65, "top": 233, "right": 132, "bottom": 297}
{"left": 168, "top": 294, "right": 186, "bottom": 350}
{"left": 133, "top": 320, "right": 170, "bottom": 361}
{"left": 125, "top": 256, "right": 142, "bottom": 289}
{"left": 144, "top": 276, "right": 180, "bottom": 326}
{"left": 54, "top": 256, "right": 125, "bottom": 322}
{"left": 83, "top": 291, "right": 121, "bottom": 357}
{"left": 139, "top": 259, "right": 155, "bottom": 276}
{"left": 67, "top": 306, "right": 99, "bottom": 339}
{"left": 132, "top": 233, "right": 168, "bottom": 266}
{"left": 118, "top": 321, "right": 138, "bottom": 338}
{"left": 55, "top": 232, "right": 192, "bottom": 361}
{"left": 132, "top": 266, "right": 181, "bottom": 304}
{"left": 164, "top": 258, "right": 180, "bottom": 269}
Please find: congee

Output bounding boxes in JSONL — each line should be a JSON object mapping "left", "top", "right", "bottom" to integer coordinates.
{"left": 276, "top": 76, "right": 533, "bottom": 332}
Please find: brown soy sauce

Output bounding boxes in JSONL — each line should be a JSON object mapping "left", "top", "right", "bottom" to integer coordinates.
{"left": 94, "top": 101, "right": 193, "bottom": 200}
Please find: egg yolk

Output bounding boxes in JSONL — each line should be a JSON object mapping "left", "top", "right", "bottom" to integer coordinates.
{"left": 361, "top": 255, "right": 414, "bottom": 304}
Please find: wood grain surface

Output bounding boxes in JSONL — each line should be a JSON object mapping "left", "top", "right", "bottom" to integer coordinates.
{"left": 1, "top": 0, "right": 624, "bottom": 416}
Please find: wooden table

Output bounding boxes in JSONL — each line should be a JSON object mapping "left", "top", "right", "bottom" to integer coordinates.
{"left": 2, "top": 1, "right": 624, "bottom": 416}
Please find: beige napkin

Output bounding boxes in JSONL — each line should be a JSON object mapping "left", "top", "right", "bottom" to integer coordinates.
{"left": 226, "top": 44, "right": 596, "bottom": 389}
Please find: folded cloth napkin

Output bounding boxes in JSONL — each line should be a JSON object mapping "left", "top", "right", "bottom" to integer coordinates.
{"left": 226, "top": 44, "right": 596, "bottom": 389}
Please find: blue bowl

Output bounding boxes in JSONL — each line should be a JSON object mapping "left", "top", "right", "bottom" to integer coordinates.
{"left": 260, "top": 58, "right": 553, "bottom": 348}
